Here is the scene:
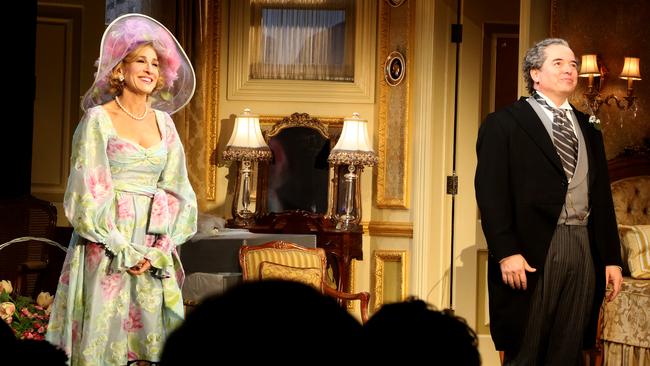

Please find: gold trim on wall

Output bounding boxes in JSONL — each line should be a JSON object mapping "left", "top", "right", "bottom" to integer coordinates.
{"left": 373, "top": 250, "right": 408, "bottom": 311}
{"left": 347, "top": 259, "right": 357, "bottom": 310}
{"left": 376, "top": 0, "right": 410, "bottom": 208}
{"left": 360, "top": 221, "right": 369, "bottom": 233}
{"left": 205, "top": 0, "right": 221, "bottom": 201}
{"left": 368, "top": 221, "right": 413, "bottom": 237}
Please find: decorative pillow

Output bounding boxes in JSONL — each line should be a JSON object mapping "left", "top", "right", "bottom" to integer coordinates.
{"left": 259, "top": 261, "right": 323, "bottom": 290}
{"left": 617, "top": 226, "right": 632, "bottom": 276}
{"left": 619, "top": 225, "right": 650, "bottom": 279}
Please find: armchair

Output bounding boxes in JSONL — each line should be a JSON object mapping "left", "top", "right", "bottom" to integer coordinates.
{"left": 239, "top": 240, "right": 370, "bottom": 323}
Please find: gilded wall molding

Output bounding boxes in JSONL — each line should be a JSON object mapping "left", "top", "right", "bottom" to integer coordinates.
{"left": 367, "top": 221, "right": 413, "bottom": 238}
{"left": 376, "top": 0, "right": 410, "bottom": 208}
{"left": 205, "top": 0, "right": 221, "bottom": 200}
{"left": 373, "top": 250, "right": 408, "bottom": 311}
{"left": 347, "top": 259, "right": 357, "bottom": 310}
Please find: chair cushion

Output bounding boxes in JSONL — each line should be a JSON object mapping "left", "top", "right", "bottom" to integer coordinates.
{"left": 259, "top": 261, "right": 322, "bottom": 290}
{"left": 619, "top": 225, "right": 650, "bottom": 279}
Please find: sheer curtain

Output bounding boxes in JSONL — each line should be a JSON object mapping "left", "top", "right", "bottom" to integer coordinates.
{"left": 249, "top": 0, "right": 355, "bottom": 81}
{"left": 174, "top": 0, "right": 210, "bottom": 209}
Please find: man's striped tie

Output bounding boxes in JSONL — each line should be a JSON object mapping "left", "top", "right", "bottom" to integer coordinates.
{"left": 533, "top": 92, "right": 578, "bottom": 180}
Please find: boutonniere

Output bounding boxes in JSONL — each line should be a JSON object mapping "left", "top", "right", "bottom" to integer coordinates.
{"left": 588, "top": 115, "right": 601, "bottom": 131}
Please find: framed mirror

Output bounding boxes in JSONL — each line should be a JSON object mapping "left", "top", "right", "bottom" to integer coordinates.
{"left": 256, "top": 112, "right": 343, "bottom": 218}
{"left": 248, "top": 113, "right": 362, "bottom": 295}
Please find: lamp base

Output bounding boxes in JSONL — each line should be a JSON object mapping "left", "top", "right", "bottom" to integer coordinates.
{"left": 334, "top": 214, "right": 360, "bottom": 231}
{"left": 226, "top": 213, "right": 256, "bottom": 229}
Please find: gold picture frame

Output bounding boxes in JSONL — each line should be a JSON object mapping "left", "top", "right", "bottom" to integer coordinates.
{"left": 373, "top": 250, "right": 408, "bottom": 311}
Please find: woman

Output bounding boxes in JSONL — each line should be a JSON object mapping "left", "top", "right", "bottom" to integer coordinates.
{"left": 46, "top": 13, "right": 197, "bottom": 365}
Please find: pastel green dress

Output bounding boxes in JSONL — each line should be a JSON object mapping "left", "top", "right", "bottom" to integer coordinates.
{"left": 46, "top": 106, "right": 197, "bottom": 366}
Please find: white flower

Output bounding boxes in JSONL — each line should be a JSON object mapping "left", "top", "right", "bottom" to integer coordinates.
{"left": 0, "top": 280, "right": 12, "bottom": 295}
{"left": 588, "top": 115, "right": 601, "bottom": 130}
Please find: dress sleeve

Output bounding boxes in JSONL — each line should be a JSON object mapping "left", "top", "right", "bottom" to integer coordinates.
{"left": 144, "top": 113, "right": 198, "bottom": 271}
{"left": 63, "top": 108, "right": 145, "bottom": 271}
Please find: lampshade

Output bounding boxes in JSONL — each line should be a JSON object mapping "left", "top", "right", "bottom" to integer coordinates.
{"left": 620, "top": 57, "right": 642, "bottom": 80}
{"left": 223, "top": 108, "right": 272, "bottom": 161}
{"left": 328, "top": 112, "right": 378, "bottom": 166}
{"left": 579, "top": 54, "right": 600, "bottom": 77}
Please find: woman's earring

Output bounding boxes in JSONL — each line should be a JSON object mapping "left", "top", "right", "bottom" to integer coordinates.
{"left": 119, "top": 74, "right": 125, "bottom": 82}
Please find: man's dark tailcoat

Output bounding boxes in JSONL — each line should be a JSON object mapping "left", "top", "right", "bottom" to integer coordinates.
{"left": 475, "top": 97, "right": 622, "bottom": 352}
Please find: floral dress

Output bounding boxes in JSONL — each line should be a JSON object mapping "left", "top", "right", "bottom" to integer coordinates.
{"left": 46, "top": 106, "right": 197, "bottom": 366}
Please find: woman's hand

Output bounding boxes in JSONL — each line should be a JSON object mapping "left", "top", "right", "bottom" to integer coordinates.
{"left": 128, "top": 258, "right": 151, "bottom": 275}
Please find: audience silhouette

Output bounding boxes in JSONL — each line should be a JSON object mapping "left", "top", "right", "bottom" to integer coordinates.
{"left": 2, "top": 320, "right": 68, "bottom": 365}
{"left": 161, "top": 281, "right": 481, "bottom": 365}
{"left": 1, "top": 320, "right": 17, "bottom": 357}
{"left": 15, "top": 339, "right": 69, "bottom": 366}
{"left": 161, "top": 280, "right": 363, "bottom": 365}
{"left": 362, "top": 297, "right": 481, "bottom": 365}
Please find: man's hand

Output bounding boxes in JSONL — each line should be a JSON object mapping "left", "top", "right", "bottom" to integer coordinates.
{"left": 128, "top": 258, "right": 151, "bottom": 276}
{"left": 605, "top": 265, "right": 624, "bottom": 301}
{"left": 499, "top": 254, "right": 537, "bottom": 290}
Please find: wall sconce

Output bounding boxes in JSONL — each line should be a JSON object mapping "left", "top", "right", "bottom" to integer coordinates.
{"left": 223, "top": 108, "right": 272, "bottom": 228}
{"left": 327, "top": 112, "right": 378, "bottom": 231}
{"left": 579, "top": 54, "right": 642, "bottom": 114}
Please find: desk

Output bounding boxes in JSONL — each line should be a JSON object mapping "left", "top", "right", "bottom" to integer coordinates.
{"left": 318, "top": 226, "right": 363, "bottom": 294}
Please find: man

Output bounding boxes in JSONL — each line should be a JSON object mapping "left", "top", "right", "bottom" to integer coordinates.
{"left": 475, "top": 38, "right": 624, "bottom": 365}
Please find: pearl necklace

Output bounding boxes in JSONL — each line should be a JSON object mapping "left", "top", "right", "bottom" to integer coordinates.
{"left": 115, "top": 96, "right": 148, "bottom": 121}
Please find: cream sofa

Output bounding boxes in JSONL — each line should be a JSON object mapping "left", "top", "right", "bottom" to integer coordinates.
{"left": 599, "top": 153, "right": 650, "bottom": 365}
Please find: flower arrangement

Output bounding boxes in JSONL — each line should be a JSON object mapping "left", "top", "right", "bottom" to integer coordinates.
{"left": 0, "top": 280, "right": 54, "bottom": 340}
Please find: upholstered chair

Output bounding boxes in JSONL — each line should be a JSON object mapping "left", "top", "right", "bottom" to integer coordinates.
{"left": 239, "top": 240, "right": 370, "bottom": 323}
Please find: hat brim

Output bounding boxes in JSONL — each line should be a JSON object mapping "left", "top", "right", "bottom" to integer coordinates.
{"left": 81, "top": 13, "right": 196, "bottom": 115}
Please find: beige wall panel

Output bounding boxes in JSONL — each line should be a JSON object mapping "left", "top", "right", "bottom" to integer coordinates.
{"left": 32, "top": 5, "right": 84, "bottom": 228}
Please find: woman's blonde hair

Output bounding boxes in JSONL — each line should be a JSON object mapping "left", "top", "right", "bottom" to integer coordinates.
{"left": 108, "top": 42, "right": 166, "bottom": 96}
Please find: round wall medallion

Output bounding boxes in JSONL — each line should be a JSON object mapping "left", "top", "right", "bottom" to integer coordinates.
{"left": 384, "top": 51, "right": 405, "bottom": 87}
{"left": 385, "top": 0, "right": 407, "bottom": 7}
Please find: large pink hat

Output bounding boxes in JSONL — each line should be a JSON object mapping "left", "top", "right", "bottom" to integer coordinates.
{"left": 81, "top": 13, "right": 195, "bottom": 114}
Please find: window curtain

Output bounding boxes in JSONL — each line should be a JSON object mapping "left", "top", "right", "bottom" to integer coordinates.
{"left": 249, "top": 0, "right": 355, "bottom": 81}
{"left": 174, "top": 0, "right": 210, "bottom": 210}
